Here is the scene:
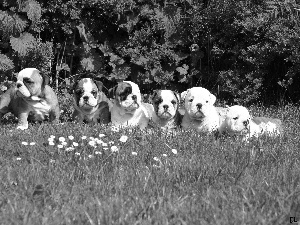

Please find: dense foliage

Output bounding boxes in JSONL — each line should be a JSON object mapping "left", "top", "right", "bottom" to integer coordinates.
{"left": 1, "top": 0, "right": 300, "bottom": 104}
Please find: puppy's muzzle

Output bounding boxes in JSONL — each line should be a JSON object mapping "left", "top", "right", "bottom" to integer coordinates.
{"left": 83, "top": 96, "right": 89, "bottom": 102}
{"left": 163, "top": 105, "right": 169, "bottom": 111}
{"left": 196, "top": 103, "right": 202, "bottom": 110}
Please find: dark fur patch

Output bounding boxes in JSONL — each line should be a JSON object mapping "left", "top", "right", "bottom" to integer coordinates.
{"left": 109, "top": 82, "right": 132, "bottom": 104}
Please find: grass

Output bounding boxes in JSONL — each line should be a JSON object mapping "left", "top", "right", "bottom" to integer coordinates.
{"left": 0, "top": 101, "right": 300, "bottom": 224}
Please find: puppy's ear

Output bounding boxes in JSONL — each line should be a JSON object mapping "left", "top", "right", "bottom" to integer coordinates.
{"left": 108, "top": 85, "right": 117, "bottom": 99}
{"left": 41, "top": 72, "right": 50, "bottom": 87}
{"left": 95, "top": 80, "right": 103, "bottom": 92}
{"left": 180, "top": 89, "right": 189, "bottom": 101}
{"left": 151, "top": 90, "right": 159, "bottom": 102}
{"left": 210, "top": 93, "right": 216, "bottom": 105}
{"left": 71, "top": 80, "right": 79, "bottom": 93}
{"left": 173, "top": 91, "right": 180, "bottom": 102}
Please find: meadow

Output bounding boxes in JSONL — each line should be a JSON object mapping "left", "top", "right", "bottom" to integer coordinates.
{"left": 0, "top": 98, "right": 300, "bottom": 224}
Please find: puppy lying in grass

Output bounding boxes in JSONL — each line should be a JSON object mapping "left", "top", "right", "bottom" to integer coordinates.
{"left": 219, "top": 105, "right": 282, "bottom": 141}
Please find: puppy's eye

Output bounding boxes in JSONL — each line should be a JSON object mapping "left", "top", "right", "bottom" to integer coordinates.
{"left": 233, "top": 117, "right": 238, "bottom": 120}
{"left": 91, "top": 90, "right": 97, "bottom": 95}
{"left": 171, "top": 100, "right": 176, "bottom": 105}
{"left": 189, "top": 99, "right": 193, "bottom": 102}
{"left": 23, "top": 78, "right": 33, "bottom": 84}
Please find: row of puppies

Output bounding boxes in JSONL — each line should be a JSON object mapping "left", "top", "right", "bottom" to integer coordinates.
{"left": 0, "top": 68, "right": 282, "bottom": 141}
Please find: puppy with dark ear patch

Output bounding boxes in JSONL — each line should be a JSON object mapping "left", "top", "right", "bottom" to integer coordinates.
{"left": 72, "top": 77, "right": 111, "bottom": 124}
{"left": 148, "top": 89, "right": 183, "bottom": 130}
{"left": 0, "top": 68, "right": 60, "bottom": 130}
{"left": 109, "top": 81, "right": 151, "bottom": 129}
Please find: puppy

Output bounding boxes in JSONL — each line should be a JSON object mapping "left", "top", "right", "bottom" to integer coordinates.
{"left": 0, "top": 68, "right": 59, "bottom": 130}
{"left": 181, "top": 87, "right": 220, "bottom": 132}
{"left": 109, "top": 81, "right": 150, "bottom": 129}
{"left": 219, "top": 105, "right": 282, "bottom": 141}
{"left": 149, "top": 90, "right": 182, "bottom": 130}
{"left": 72, "top": 78, "right": 111, "bottom": 124}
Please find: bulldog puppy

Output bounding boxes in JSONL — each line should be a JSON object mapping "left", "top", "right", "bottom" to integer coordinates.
{"left": 181, "top": 87, "right": 220, "bottom": 132}
{"left": 109, "top": 81, "right": 150, "bottom": 129}
{"left": 72, "top": 78, "right": 110, "bottom": 124}
{"left": 150, "top": 90, "right": 182, "bottom": 130}
{"left": 0, "top": 68, "right": 60, "bottom": 130}
{"left": 219, "top": 105, "right": 282, "bottom": 141}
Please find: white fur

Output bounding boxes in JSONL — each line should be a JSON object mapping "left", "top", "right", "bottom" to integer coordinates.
{"left": 16, "top": 68, "right": 41, "bottom": 98}
{"left": 181, "top": 87, "right": 219, "bottom": 132}
{"left": 25, "top": 97, "right": 52, "bottom": 121}
{"left": 219, "top": 105, "right": 281, "bottom": 141}
{"left": 111, "top": 81, "right": 150, "bottom": 129}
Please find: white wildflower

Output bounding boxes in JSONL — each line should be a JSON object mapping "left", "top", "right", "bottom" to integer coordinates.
{"left": 111, "top": 146, "right": 119, "bottom": 152}
{"left": 65, "top": 147, "right": 75, "bottom": 152}
{"left": 58, "top": 137, "right": 65, "bottom": 142}
{"left": 119, "top": 135, "right": 128, "bottom": 143}
{"left": 88, "top": 140, "right": 96, "bottom": 147}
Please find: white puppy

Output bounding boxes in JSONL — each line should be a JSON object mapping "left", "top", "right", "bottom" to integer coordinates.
{"left": 109, "top": 81, "right": 150, "bottom": 129}
{"left": 181, "top": 87, "right": 220, "bottom": 132}
{"left": 219, "top": 105, "right": 282, "bottom": 141}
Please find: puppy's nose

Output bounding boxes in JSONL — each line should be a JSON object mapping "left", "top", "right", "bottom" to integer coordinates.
{"left": 163, "top": 105, "right": 169, "bottom": 110}
{"left": 243, "top": 120, "right": 249, "bottom": 127}
{"left": 83, "top": 96, "right": 89, "bottom": 101}
{"left": 17, "top": 83, "right": 22, "bottom": 88}
{"left": 132, "top": 95, "right": 137, "bottom": 101}
{"left": 196, "top": 103, "right": 202, "bottom": 109}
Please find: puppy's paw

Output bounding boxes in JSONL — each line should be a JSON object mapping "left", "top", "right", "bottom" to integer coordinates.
{"left": 17, "top": 124, "right": 28, "bottom": 130}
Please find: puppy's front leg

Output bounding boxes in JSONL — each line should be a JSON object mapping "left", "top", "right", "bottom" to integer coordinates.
{"left": 72, "top": 109, "right": 84, "bottom": 123}
{"left": 17, "top": 112, "right": 29, "bottom": 130}
{"left": 49, "top": 108, "right": 60, "bottom": 124}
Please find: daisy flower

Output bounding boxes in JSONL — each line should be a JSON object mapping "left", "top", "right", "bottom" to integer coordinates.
{"left": 58, "top": 137, "right": 65, "bottom": 142}
{"left": 119, "top": 135, "right": 128, "bottom": 143}
{"left": 111, "top": 146, "right": 119, "bottom": 152}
